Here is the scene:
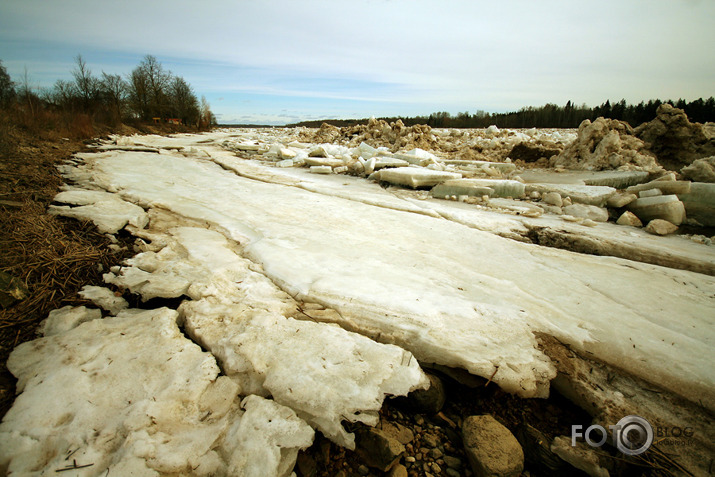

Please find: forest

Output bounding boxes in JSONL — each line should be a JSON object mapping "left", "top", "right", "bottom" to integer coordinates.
{"left": 291, "top": 97, "right": 715, "bottom": 129}
{"left": 0, "top": 55, "right": 215, "bottom": 137}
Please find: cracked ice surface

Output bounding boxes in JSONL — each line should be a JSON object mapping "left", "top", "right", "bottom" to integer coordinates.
{"left": 106, "top": 224, "right": 428, "bottom": 448}
{"left": 0, "top": 308, "right": 314, "bottom": 476}
{"left": 53, "top": 133, "right": 715, "bottom": 407}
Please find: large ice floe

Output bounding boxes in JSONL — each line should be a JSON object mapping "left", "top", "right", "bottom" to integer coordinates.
{"left": 2, "top": 127, "right": 715, "bottom": 475}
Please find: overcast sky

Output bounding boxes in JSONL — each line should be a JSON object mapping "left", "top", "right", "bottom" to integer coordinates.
{"left": 1, "top": 0, "right": 713, "bottom": 125}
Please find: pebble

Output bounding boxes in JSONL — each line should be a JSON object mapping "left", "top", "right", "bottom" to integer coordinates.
{"left": 358, "top": 464, "right": 369, "bottom": 476}
{"left": 446, "top": 469, "right": 461, "bottom": 477}
{"left": 443, "top": 455, "right": 462, "bottom": 469}
{"left": 414, "top": 415, "right": 425, "bottom": 425}
{"left": 429, "top": 448, "right": 443, "bottom": 459}
{"left": 405, "top": 456, "right": 416, "bottom": 463}
{"left": 422, "top": 433, "right": 439, "bottom": 448}
{"left": 431, "top": 463, "right": 442, "bottom": 473}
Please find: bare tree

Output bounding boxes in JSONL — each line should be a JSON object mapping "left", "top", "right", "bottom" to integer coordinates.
{"left": 127, "top": 66, "right": 150, "bottom": 120}
{"left": 100, "top": 72, "right": 127, "bottom": 120}
{"left": 167, "top": 76, "right": 199, "bottom": 125}
{"left": 72, "top": 55, "right": 98, "bottom": 111}
{"left": 0, "top": 60, "right": 15, "bottom": 108}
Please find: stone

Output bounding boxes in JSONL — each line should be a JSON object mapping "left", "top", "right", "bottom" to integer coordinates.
{"left": 429, "top": 448, "right": 443, "bottom": 459}
{"left": 382, "top": 421, "right": 415, "bottom": 445}
{"left": 542, "top": 191, "right": 563, "bottom": 207}
{"left": 645, "top": 219, "right": 679, "bottom": 236}
{"left": 606, "top": 193, "right": 638, "bottom": 208}
{"left": 443, "top": 455, "right": 463, "bottom": 469}
{"left": 626, "top": 194, "right": 686, "bottom": 225}
{"left": 639, "top": 188, "right": 662, "bottom": 198}
{"left": 422, "top": 433, "right": 440, "bottom": 448}
{"left": 550, "top": 436, "right": 609, "bottom": 477}
{"left": 376, "top": 168, "right": 462, "bottom": 188}
{"left": 355, "top": 427, "right": 406, "bottom": 472}
{"left": 462, "top": 415, "right": 524, "bottom": 477}
{"left": 388, "top": 464, "right": 409, "bottom": 477}
{"left": 562, "top": 204, "right": 609, "bottom": 222}
{"left": 634, "top": 103, "right": 715, "bottom": 171}
{"left": 678, "top": 182, "right": 715, "bottom": 226}
{"left": 358, "top": 464, "right": 370, "bottom": 475}
{"left": 309, "top": 165, "right": 333, "bottom": 174}
{"left": 681, "top": 156, "right": 715, "bottom": 183}
{"left": 446, "top": 469, "right": 461, "bottom": 477}
{"left": 616, "top": 211, "right": 643, "bottom": 227}
{"left": 404, "top": 373, "right": 446, "bottom": 414}
{"left": 296, "top": 452, "right": 317, "bottom": 477}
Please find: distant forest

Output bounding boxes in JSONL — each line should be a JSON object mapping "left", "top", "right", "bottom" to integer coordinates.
{"left": 290, "top": 97, "right": 715, "bottom": 129}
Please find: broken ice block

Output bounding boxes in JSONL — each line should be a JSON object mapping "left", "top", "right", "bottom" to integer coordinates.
{"left": 309, "top": 166, "right": 333, "bottom": 174}
{"left": 524, "top": 183, "right": 616, "bottom": 206}
{"left": 627, "top": 180, "right": 691, "bottom": 196}
{"left": 678, "top": 182, "right": 715, "bottom": 226}
{"left": 627, "top": 195, "right": 686, "bottom": 225}
{"left": 431, "top": 179, "right": 494, "bottom": 199}
{"left": 376, "top": 168, "right": 462, "bottom": 188}
{"left": 441, "top": 179, "right": 525, "bottom": 198}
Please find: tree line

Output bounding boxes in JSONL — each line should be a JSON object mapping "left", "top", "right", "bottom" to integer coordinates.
{"left": 0, "top": 55, "right": 215, "bottom": 130}
{"left": 388, "top": 98, "right": 715, "bottom": 129}
{"left": 291, "top": 98, "right": 715, "bottom": 130}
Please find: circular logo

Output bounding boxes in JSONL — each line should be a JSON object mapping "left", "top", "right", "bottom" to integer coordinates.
{"left": 614, "top": 415, "right": 653, "bottom": 455}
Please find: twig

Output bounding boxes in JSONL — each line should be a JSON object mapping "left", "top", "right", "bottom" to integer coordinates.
{"left": 485, "top": 365, "right": 499, "bottom": 387}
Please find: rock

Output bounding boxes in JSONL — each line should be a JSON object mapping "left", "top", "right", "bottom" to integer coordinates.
{"left": 388, "top": 464, "right": 409, "bottom": 477}
{"left": 462, "top": 415, "right": 524, "bottom": 477}
{"left": 443, "top": 455, "right": 463, "bottom": 469}
{"left": 0, "top": 271, "right": 29, "bottom": 309}
{"left": 309, "top": 165, "right": 333, "bottom": 174}
{"left": 78, "top": 285, "right": 128, "bottom": 315}
{"left": 542, "top": 191, "right": 563, "bottom": 207}
{"left": 562, "top": 204, "right": 609, "bottom": 222}
{"left": 626, "top": 194, "right": 686, "bottom": 225}
{"left": 678, "top": 182, "right": 715, "bottom": 226}
{"left": 551, "top": 118, "right": 662, "bottom": 173}
{"left": 429, "top": 448, "right": 443, "bottom": 459}
{"left": 376, "top": 168, "right": 462, "bottom": 188}
{"left": 551, "top": 436, "right": 610, "bottom": 477}
{"left": 358, "top": 464, "right": 370, "bottom": 475}
{"left": 626, "top": 180, "right": 691, "bottom": 196}
{"left": 355, "top": 427, "right": 406, "bottom": 472}
{"left": 382, "top": 421, "right": 415, "bottom": 445}
{"left": 508, "top": 142, "right": 562, "bottom": 163}
{"left": 634, "top": 103, "right": 715, "bottom": 171}
{"left": 681, "top": 156, "right": 715, "bottom": 183}
{"left": 404, "top": 373, "right": 446, "bottom": 414}
{"left": 606, "top": 193, "right": 638, "bottom": 208}
{"left": 446, "top": 469, "right": 461, "bottom": 477}
{"left": 616, "top": 211, "right": 643, "bottom": 227}
{"left": 645, "top": 219, "right": 679, "bottom": 236}
{"left": 422, "top": 433, "right": 440, "bottom": 448}
{"left": 639, "top": 188, "right": 662, "bottom": 198}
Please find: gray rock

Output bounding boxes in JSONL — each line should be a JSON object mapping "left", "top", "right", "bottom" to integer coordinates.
{"left": 355, "top": 427, "right": 405, "bottom": 472}
{"left": 645, "top": 219, "right": 679, "bottom": 236}
{"left": 405, "top": 373, "right": 446, "bottom": 414}
{"left": 381, "top": 421, "right": 415, "bottom": 445}
{"left": 422, "top": 433, "right": 440, "bottom": 448}
{"left": 462, "top": 415, "right": 524, "bottom": 477}
{"left": 443, "top": 455, "right": 463, "bottom": 469}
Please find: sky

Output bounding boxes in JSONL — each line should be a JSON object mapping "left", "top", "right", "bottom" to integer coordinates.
{"left": 1, "top": 0, "right": 713, "bottom": 125}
